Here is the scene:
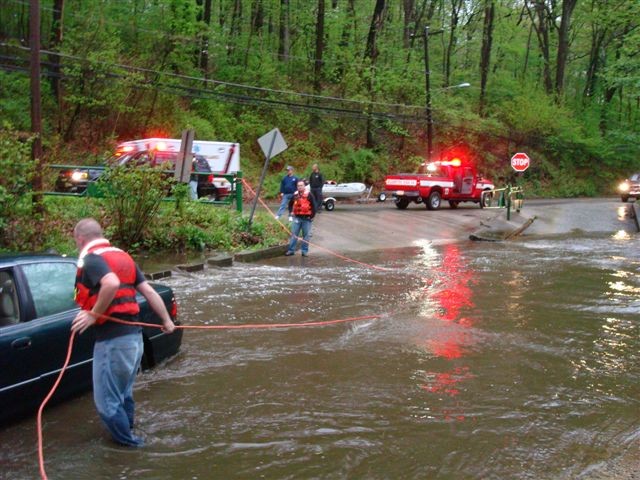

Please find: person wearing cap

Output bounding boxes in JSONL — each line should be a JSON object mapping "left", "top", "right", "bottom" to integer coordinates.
{"left": 275, "top": 165, "right": 298, "bottom": 219}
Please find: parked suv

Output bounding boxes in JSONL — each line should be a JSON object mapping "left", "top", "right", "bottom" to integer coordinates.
{"left": 54, "top": 151, "right": 228, "bottom": 200}
{"left": 618, "top": 173, "right": 640, "bottom": 202}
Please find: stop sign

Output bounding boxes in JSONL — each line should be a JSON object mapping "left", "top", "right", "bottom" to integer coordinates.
{"left": 511, "top": 152, "right": 530, "bottom": 172}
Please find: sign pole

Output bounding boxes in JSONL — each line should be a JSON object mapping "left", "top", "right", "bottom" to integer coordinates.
{"left": 249, "top": 128, "right": 288, "bottom": 228}
{"left": 248, "top": 133, "right": 277, "bottom": 227}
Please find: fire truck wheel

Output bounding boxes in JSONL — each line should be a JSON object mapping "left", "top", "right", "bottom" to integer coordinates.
{"left": 395, "top": 197, "right": 409, "bottom": 209}
{"left": 449, "top": 201, "right": 459, "bottom": 209}
{"left": 426, "top": 191, "right": 441, "bottom": 210}
{"left": 480, "top": 191, "right": 493, "bottom": 208}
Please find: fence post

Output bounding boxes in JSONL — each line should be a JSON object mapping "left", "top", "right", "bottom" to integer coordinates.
{"left": 235, "top": 171, "right": 243, "bottom": 212}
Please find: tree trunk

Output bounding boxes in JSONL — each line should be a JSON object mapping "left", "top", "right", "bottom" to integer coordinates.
{"left": 197, "top": 0, "right": 212, "bottom": 77}
{"left": 527, "top": 0, "right": 553, "bottom": 94}
{"left": 583, "top": 28, "right": 605, "bottom": 100}
{"left": 278, "top": 0, "right": 290, "bottom": 61}
{"left": 30, "top": 0, "right": 43, "bottom": 213}
{"left": 244, "top": 0, "right": 264, "bottom": 67}
{"left": 364, "top": 0, "right": 386, "bottom": 148}
{"left": 402, "top": 0, "right": 416, "bottom": 49}
{"left": 364, "top": 0, "right": 386, "bottom": 63}
{"left": 554, "top": 0, "right": 578, "bottom": 101}
{"left": 228, "top": 0, "right": 242, "bottom": 58}
{"left": 444, "top": 0, "right": 463, "bottom": 88}
{"left": 314, "top": 0, "right": 325, "bottom": 94}
{"left": 337, "top": 0, "right": 356, "bottom": 88}
{"left": 479, "top": 0, "right": 494, "bottom": 118}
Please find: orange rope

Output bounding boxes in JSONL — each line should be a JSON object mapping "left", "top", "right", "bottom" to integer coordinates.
{"left": 38, "top": 178, "right": 393, "bottom": 478}
{"left": 241, "top": 178, "right": 391, "bottom": 272}
{"left": 36, "top": 312, "right": 382, "bottom": 479}
{"left": 107, "top": 313, "right": 382, "bottom": 330}
{"left": 37, "top": 331, "right": 76, "bottom": 480}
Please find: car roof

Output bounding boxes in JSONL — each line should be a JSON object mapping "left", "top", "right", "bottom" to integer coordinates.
{"left": 0, "top": 253, "right": 77, "bottom": 268}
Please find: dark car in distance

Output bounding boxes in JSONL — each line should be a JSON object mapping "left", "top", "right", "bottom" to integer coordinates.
{"left": 618, "top": 173, "right": 640, "bottom": 202}
{"left": 0, "top": 254, "right": 182, "bottom": 425}
{"left": 54, "top": 151, "right": 226, "bottom": 200}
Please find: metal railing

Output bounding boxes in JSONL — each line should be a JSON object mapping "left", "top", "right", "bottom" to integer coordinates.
{"left": 481, "top": 185, "right": 524, "bottom": 220}
{"left": 45, "top": 164, "right": 243, "bottom": 212}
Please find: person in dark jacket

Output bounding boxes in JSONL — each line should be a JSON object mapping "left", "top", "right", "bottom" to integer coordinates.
{"left": 276, "top": 165, "right": 298, "bottom": 219}
{"left": 308, "top": 163, "right": 324, "bottom": 212}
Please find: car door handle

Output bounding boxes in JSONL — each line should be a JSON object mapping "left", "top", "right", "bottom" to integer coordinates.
{"left": 11, "top": 337, "right": 32, "bottom": 349}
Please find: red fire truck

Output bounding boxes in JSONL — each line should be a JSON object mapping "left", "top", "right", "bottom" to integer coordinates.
{"left": 382, "top": 158, "right": 495, "bottom": 210}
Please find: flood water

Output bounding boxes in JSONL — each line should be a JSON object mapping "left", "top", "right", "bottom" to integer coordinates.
{"left": 2, "top": 232, "right": 639, "bottom": 479}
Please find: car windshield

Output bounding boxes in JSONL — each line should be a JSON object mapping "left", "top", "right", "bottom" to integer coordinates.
{"left": 629, "top": 173, "right": 640, "bottom": 182}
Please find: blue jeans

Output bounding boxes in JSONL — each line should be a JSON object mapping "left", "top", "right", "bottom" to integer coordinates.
{"left": 287, "top": 217, "right": 312, "bottom": 254}
{"left": 276, "top": 193, "right": 294, "bottom": 218}
{"left": 93, "top": 333, "right": 144, "bottom": 447}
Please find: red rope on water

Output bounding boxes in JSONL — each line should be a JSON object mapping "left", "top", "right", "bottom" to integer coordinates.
{"left": 37, "top": 331, "right": 76, "bottom": 480}
{"left": 35, "top": 312, "right": 382, "bottom": 479}
{"left": 38, "top": 178, "right": 393, "bottom": 478}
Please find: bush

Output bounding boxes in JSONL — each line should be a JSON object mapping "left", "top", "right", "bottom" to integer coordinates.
{"left": 99, "top": 165, "right": 172, "bottom": 248}
{"left": 0, "top": 127, "right": 36, "bottom": 248}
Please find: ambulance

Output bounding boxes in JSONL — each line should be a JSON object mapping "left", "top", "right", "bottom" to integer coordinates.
{"left": 56, "top": 138, "right": 239, "bottom": 200}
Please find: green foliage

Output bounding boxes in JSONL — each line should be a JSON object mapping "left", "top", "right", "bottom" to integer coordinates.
{"left": 333, "top": 146, "right": 383, "bottom": 184}
{"left": 142, "top": 202, "right": 287, "bottom": 253}
{"left": 100, "top": 166, "right": 171, "bottom": 248}
{"left": 0, "top": 127, "right": 36, "bottom": 246}
{"left": 0, "top": 73, "right": 31, "bottom": 131}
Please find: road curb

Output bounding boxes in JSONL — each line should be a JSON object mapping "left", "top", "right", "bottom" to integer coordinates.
{"left": 469, "top": 211, "right": 536, "bottom": 241}
{"left": 234, "top": 244, "right": 289, "bottom": 262}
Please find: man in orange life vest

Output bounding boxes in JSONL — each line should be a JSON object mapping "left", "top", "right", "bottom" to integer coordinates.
{"left": 285, "top": 180, "right": 316, "bottom": 256}
{"left": 70, "top": 218, "right": 175, "bottom": 447}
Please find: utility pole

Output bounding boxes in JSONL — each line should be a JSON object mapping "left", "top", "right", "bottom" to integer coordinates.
{"left": 414, "top": 26, "right": 442, "bottom": 163}
{"left": 30, "top": 0, "right": 44, "bottom": 207}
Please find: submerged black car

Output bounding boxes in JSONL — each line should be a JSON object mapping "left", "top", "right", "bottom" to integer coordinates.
{"left": 0, "top": 254, "right": 182, "bottom": 425}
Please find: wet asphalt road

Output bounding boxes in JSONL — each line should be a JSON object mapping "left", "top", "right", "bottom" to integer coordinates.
{"left": 306, "top": 197, "right": 637, "bottom": 254}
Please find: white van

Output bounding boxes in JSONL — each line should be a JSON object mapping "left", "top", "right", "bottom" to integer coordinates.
{"left": 112, "top": 138, "right": 240, "bottom": 174}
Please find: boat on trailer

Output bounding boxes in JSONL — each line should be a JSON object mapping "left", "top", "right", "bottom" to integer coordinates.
{"left": 321, "top": 182, "right": 368, "bottom": 211}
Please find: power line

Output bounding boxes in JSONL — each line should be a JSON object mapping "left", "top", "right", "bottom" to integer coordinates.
{"left": 0, "top": 55, "right": 427, "bottom": 124}
{"left": 1, "top": 43, "right": 427, "bottom": 111}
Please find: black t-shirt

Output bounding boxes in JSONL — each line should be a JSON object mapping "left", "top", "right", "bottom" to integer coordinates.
{"left": 81, "top": 253, "right": 146, "bottom": 340}
{"left": 309, "top": 171, "right": 324, "bottom": 189}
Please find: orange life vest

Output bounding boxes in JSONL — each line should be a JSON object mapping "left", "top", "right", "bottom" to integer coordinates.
{"left": 292, "top": 192, "right": 314, "bottom": 216}
{"left": 75, "top": 240, "right": 140, "bottom": 324}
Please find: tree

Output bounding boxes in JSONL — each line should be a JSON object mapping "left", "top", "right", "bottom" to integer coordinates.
{"left": 479, "top": 0, "right": 495, "bottom": 117}
{"left": 279, "top": 0, "right": 290, "bottom": 61}
{"left": 314, "top": 0, "right": 325, "bottom": 94}
{"left": 555, "top": 0, "right": 578, "bottom": 99}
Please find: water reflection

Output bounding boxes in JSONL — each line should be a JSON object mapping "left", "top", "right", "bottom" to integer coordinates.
{"left": 411, "top": 244, "right": 478, "bottom": 420}
{"left": 1, "top": 234, "right": 638, "bottom": 479}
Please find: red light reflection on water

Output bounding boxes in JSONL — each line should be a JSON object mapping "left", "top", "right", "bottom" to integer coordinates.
{"left": 419, "top": 244, "right": 478, "bottom": 412}
{"left": 420, "top": 366, "right": 474, "bottom": 397}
